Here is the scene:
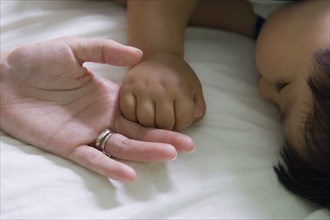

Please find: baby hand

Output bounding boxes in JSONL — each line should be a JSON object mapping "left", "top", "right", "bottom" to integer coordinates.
{"left": 120, "top": 53, "right": 206, "bottom": 130}
{"left": 1, "top": 37, "right": 196, "bottom": 181}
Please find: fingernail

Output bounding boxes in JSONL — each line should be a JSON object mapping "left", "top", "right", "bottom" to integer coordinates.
{"left": 171, "top": 154, "right": 177, "bottom": 161}
{"left": 128, "top": 46, "right": 143, "bottom": 56}
{"left": 188, "top": 146, "right": 195, "bottom": 152}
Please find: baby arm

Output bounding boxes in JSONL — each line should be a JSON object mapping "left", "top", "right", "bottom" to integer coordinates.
{"left": 120, "top": 0, "right": 206, "bottom": 130}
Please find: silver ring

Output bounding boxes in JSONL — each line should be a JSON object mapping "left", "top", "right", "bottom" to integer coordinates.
{"left": 94, "top": 129, "right": 111, "bottom": 150}
{"left": 94, "top": 129, "right": 113, "bottom": 157}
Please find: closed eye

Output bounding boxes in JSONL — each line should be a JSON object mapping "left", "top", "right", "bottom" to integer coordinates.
{"left": 275, "top": 81, "right": 289, "bottom": 92}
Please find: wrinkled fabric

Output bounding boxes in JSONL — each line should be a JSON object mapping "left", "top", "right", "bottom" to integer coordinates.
{"left": 1, "top": 1, "right": 329, "bottom": 219}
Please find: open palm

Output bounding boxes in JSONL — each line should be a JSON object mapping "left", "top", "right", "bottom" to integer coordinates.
{"left": 0, "top": 37, "right": 195, "bottom": 181}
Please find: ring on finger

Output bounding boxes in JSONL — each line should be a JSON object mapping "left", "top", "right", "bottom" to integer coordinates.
{"left": 93, "top": 129, "right": 114, "bottom": 157}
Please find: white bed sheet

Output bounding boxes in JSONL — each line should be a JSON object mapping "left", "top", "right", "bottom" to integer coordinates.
{"left": 1, "top": 1, "right": 329, "bottom": 219}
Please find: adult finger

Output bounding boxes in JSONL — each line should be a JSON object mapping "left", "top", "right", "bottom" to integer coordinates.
{"left": 62, "top": 36, "right": 143, "bottom": 66}
{"left": 103, "top": 133, "right": 177, "bottom": 162}
{"left": 67, "top": 145, "right": 136, "bottom": 182}
{"left": 114, "top": 117, "right": 195, "bottom": 152}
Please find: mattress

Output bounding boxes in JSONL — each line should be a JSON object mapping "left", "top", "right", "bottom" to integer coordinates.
{"left": 1, "top": 1, "right": 329, "bottom": 219}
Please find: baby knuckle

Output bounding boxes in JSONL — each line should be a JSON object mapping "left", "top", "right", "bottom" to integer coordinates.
{"left": 120, "top": 98, "right": 134, "bottom": 110}
{"left": 137, "top": 114, "right": 155, "bottom": 127}
{"left": 157, "top": 120, "right": 175, "bottom": 130}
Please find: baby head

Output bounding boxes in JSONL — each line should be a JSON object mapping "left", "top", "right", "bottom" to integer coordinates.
{"left": 274, "top": 48, "right": 330, "bottom": 208}
{"left": 255, "top": 1, "right": 330, "bottom": 208}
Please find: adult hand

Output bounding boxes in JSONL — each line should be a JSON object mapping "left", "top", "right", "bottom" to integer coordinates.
{"left": 0, "top": 37, "right": 195, "bottom": 182}
{"left": 120, "top": 53, "right": 206, "bottom": 130}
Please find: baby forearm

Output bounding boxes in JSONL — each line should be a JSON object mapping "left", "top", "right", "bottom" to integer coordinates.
{"left": 190, "top": 0, "right": 257, "bottom": 38}
{"left": 127, "top": 0, "right": 198, "bottom": 58}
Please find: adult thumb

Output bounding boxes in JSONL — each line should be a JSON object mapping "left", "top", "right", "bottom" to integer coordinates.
{"left": 63, "top": 37, "right": 143, "bottom": 66}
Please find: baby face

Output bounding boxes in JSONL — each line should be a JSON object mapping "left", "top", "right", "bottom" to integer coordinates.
{"left": 255, "top": 1, "right": 329, "bottom": 154}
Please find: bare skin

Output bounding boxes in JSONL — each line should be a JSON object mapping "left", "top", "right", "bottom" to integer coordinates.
{"left": 0, "top": 37, "right": 195, "bottom": 182}
{"left": 120, "top": 0, "right": 257, "bottom": 131}
{"left": 256, "top": 0, "right": 330, "bottom": 153}
{"left": 121, "top": 0, "right": 329, "bottom": 154}
{"left": 121, "top": 0, "right": 205, "bottom": 130}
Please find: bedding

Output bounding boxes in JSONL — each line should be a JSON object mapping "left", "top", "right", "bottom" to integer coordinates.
{"left": 1, "top": 1, "right": 329, "bottom": 219}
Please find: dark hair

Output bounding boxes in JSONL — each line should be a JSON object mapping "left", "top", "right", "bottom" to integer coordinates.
{"left": 274, "top": 48, "right": 330, "bottom": 209}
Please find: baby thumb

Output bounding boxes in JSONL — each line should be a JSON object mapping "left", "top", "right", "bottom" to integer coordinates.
{"left": 194, "top": 91, "right": 206, "bottom": 122}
